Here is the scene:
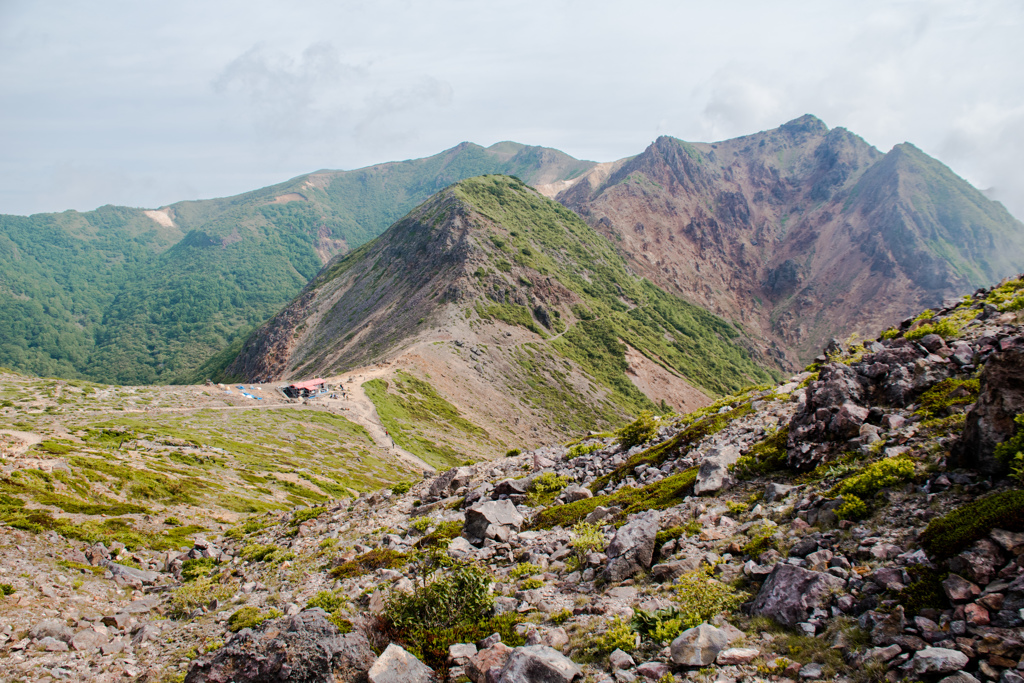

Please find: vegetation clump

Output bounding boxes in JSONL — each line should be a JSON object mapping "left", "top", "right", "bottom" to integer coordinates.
{"left": 531, "top": 467, "right": 698, "bottom": 529}
{"left": 616, "top": 411, "right": 660, "bottom": 450}
{"left": 416, "top": 520, "right": 464, "bottom": 549}
{"left": 915, "top": 378, "right": 980, "bottom": 421}
{"left": 835, "top": 495, "right": 869, "bottom": 521}
{"left": 290, "top": 506, "right": 326, "bottom": 526}
{"left": 180, "top": 557, "right": 219, "bottom": 582}
{"left": 169, "top": 577, "right": 234, "bottom": 619}
{"left": 830, "top": 457, "right": 915, "bottom": 499}
{"left": 671, "top": 566, "right": 746, "bottom": 628}
{"left": 995, "top": 415, "right": 1024, "bottom": 482}
{"left": 380, "top": 562, "right": 523, "bottom": 674}
{"left": 331, "top": 549, "right": 410, "bottom": 578}
{"left": 732, "top": 428, "right": 790, "bottom": 479}
{"left": 631, "top": 607, "right": 686, "bottom": 644}
{"left": 226, "top": 605, "right": 283, "bottom": 632}
{"left": 920, "top": 489, "right": 1024, "bottom": 559}
{"left": 526, "top": 472, "right": 570, "bottom": 506}
{"left": 587, "top": 617, "right": 637, "bottom": 655}
{"left": 241, "top": 544, "right": 295, "bottom": 564}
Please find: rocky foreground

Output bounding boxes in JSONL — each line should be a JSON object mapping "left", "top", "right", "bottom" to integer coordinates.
{"left": 6, "top": 277, "right": 1024, "bottom": 683}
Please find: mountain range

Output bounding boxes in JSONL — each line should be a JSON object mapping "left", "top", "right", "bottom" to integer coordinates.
{"left": 1, "top": 115, "right": 1021, "bottom": 392}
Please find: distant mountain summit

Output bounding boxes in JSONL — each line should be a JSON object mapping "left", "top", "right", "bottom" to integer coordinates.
{"left": 227, "top": 176, "right": 776, "bottom": 441}
{"left": 556, "top": 115, "right": 1024, "bottom": 366}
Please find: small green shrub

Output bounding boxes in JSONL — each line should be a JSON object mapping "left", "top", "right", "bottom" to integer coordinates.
{"left": 509, "top": 562, "right": 542, "bottom": 579}
{"left": 742, "top": 524, "right": 777, "bottom": 557}
{"left": 836, "top": 494, "right": 868, "bottom": 521}
{"left": 879, "top": 327, "right": 900, "bottom": 340}
{"left": 306, "top": 590, "right": 347, "bottom": 613}
{"left": 227, "top": 605, "right": 282, "bottom": 632}
{"left": 520, "top": 578, "right": 544, "bottom": 590}
{"left": 986, "top": 277, "right": 1024, "bottom": 311}
{"left": 830, "top": 456, "right": 915, "bottom": 498}
{"left": 0, "top": 583, "right": 14, "bottom": 596}
{"left": 550, "top": 609, "right": 572, "bottom": 625}
{"left": 505, "top": 448, "right": 521, "bottom": 457}
{"left": 732, "top": 428, "right": 789, "bottom": 479}
{"left": 169, "top": 577, "right": 234, "bottom": 618}
{"left": 408, "top": 517, "right": 432, "bottom": 534}
{"left": 589, "top": 617, "right": 636, "bottom": 655}
{"left": 569, "top": 521, "right": 605, "bottom": 569}
{"left": 915, "top": 378, "right": 980, "bottom": 421}
{"left": 417, "top": 520, "right": 464, "bottom": 549}
{"left": 672, "top": 566, "right": 746, "bottom": 628}
{"left": 391, "top": 482, "right": 412, "bottom": 495}
{"left": 566, "top": 442, "right": 601, "bottom": 460}
{"left": 631, "top": 607, "right": 685, "bottom": 644}
{"left": 180, "top": 557, "right": 219, "bottom": 582}
{"left": 382, "top": 563, "right": 523, "bottom": 674}
{"left": 995, "top": 414, "right": 1024, "bottom": 482}
{"left": 921, "top": 489, "right": 1024, "bottom": 558}
{"left": 616, "top": 411, "right": 659, "bottom": 450}
{"left": 163, "top": 516, "right": 182, "bottom": 526}
{"left": 241, "top": 544, "right": 295, "bottom": 564}
{"left": 290, "top": 506, "right": 326, "bottom": 526}
{"left": 895, "top": 565, "right": 949, "bottom": 615}
{"left": 331, "top": 549, "right": 410, "bottom": 578}
{"left": 526, "top": 472, "right": 570, "bottom": 506}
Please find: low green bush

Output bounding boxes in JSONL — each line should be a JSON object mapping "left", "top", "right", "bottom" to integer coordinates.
{"left": 531, "top": 468, "right": 698, "bottom": 529}
{"left": 416, "top": 521, "right": 464, "bottom": 549}
{"left": 227, "top": 605, "right": 283, "bottom": 632}
{"left": 381, "top": 563, "right": 523, "bottom": 674}
{"left": 169, "top": 577, "right": 234, "bottom": 619}
{"left": 835, "top": 495, "right": 868, "bottom": 521}
{"left": 631, "top": 606, "right": 685, "bottom": 644}
{"left": 830, "top": 456, "right": 915, "bottom": 498}
{"left": 241, "top": 544, "right": 295, "bottom": 564}
{"left": 331, "top": 549, "right": 409, "bottom": 578}
{"left": 391, "top": 482, "right": 412, "bottom": 495}
{"left": 995, "top": 415, "right": 1024, "bottom": 482}
{"left": 915, "top": 378, "right": 980, "bottom": 421}
{"left": 672, "top": 566, "right": 746, "bottom": 628}
{"left": 616, "top": 411, "right": 659, "bottom": 450}
{"left": 180, "top": 557, "right": 218, "bottom": 582}
{"left": 589, "top": 617, "right": 637, "bottom": 655}
{"left": 526, "top": 472, "right": 570, "bottom": 506}
{"left": 0, "top": 584, "right": 14, "bottom": 596}
{"left": 290, "top": 506, "right": 326, "bottom": 526}
{"left": 566, "top": 442, "right": 601, "bottom": 460}
{"left": 509, "top": 562, "right": 542, "bottom": 579}
{"left": 732, "top": 428, "right": 789, "bottom": 479}
{"left": 920, "top": 489, "right": 1024, "bottom": 558}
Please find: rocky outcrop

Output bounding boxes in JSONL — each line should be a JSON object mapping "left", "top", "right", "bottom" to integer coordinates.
{"left": 184, "top": 610, "right": 375, "bottom": 683}
{"left": 464, "top": 500, "right": 524, "bottom": 543}
{"left": 495, "top": 645, "right": 582, "bottom": 683}
{"left": 670, "top": 624, "right": 731, "bottom": 666}
{"left": 368, "top": 643, "right": 436, "bottom": 683}
{"left": 956, "top": 347, "right": 1024, "bottom": 474}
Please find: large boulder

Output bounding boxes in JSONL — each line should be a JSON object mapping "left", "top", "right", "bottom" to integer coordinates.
{"left": 670, "top": 623, "right": 731, "bottom": 666}
{"left": 694, "top": 446, "right": 740, "bottom": 495}
{"left": 955, "top": 348, "right": 1024, "bottom": 475}
{"left": 909, "top": 647, "right": 970, "bottom": 675}
{"left": 466, "top": 642, "right": 512, "bottom": 683}
{"left": 427, "top": 466, "right": 475, "bottom": 501}
{"left": 464, "top": 500, "right": 524, "bottom": 542}
{"left": 787, "top": 362, "right": 869, "bottom": 470}
{"left": 496, "top": 645, "right": 582, "bottom": 683}
{"left": 750, "top": 564, "right": 844, "bottom": 628}
{"left": 368, "top": 643, "right": 436, "bottom": 683}
{"left": 603, "top": 510, "right": 661, "bottom": 582}
{"left": 184, "top": 609, "right": 375, "bottom": 683}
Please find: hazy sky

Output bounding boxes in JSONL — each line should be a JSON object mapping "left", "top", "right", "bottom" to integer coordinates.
{"left": 2, "top": 0, "right": 1023, "bottom": 220}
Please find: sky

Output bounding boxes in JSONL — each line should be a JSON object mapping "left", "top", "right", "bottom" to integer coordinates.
{"left": 2, "top": 0, "right": 1023, "bottom": 220}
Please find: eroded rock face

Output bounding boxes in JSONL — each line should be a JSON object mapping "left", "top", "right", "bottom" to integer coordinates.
{"left": 750, "top": 564, "right": 844, "bottom": 628}
{"left": 694, "top": 445, "right": 740, "bottom": 495}
{"left": 955, "top": 348, "right": 1024, "bottom": 474}
{"left": 603, "top": 510, "right": 661, "bottom": 582}
{"left": 184, "top": 610, "right": 375, "bottom": 683}
{"left": 786, "top": 363, "right": 868, "bottom": 470}
{"left": 427, "top": 466, "right": 475, "bottom": 501}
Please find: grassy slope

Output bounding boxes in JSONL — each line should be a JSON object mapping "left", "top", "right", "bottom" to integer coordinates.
{"left": 0, "top": 370, "right": 409, "bottom": 551}
{"left": 454, "top": 176, "right": 777, "bottom": 412}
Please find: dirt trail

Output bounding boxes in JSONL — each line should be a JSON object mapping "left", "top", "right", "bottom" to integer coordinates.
{"left": 326, "top": 365, "right": 436, "bottom": 474}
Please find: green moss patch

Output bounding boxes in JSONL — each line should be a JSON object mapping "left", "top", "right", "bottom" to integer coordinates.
{"left": 921, "top": 489, "right": 1024, "bottom": 559}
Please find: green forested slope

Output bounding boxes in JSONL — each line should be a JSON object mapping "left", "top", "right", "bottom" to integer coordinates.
{"left": 0, "top": 143, "right": 594, "bottom": 384}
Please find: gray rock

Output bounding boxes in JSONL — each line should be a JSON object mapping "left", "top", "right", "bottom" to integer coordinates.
{"left": 70, "top": 628, "right": 108, "bottom": 651}
{"left": 955, "top": 348, "right": 1024, "bottom": 475}
{"left": 694, "top": 445, "right": 740, "bottom": 495}
{"left": 750, "top": 564, "right": 845, "bottom": 628}
{"left": 991, "top": 528, "right": 1024, "bottom": 555}
{"left": 584, "top": 506, "right": 622, "bottom": 525}
{"left": 29, "top": 619, "right": 72, "bottom": 642}
{"left": 909, "top": 647, "right": 970, "bottom": 675}
{"left": 185, "top": 609, "right": 375, "bottom": 683}
{"left": 670, "top": 623, "right": 730, "bottom": 666}
{"left": 636, "top": 661, "right": 671, "bottom": 679}
{"left": 38, "top": 636, "right": 68, "bottom": 652}
{"left": 764, "top": 482, "right": 795, "bottom": 503}
{"left": 368, "top": 643, "right": 436, "bottom": 683}
{"left": 716, "top": 647, "right": 760, "bottom": 665}
{"left": 950, "top": 538, "right": 1006, "bottom": 586}
{"left": 938, "top": 673, "right": 980, "bottom": 683}
{"left": 429, "top": 466, "right": 475, "bottom": 500}
{"left": 609, "top": 648, "right": 634, "bottom": 669}
{"left": 561, "top": 485, "right": 592, "bottom": 503}
{"left": 799, "top": 663, "right": 824, "bottom": 679}
{"left": 102, "top": 560, "right": 160, "bottom": 585}
{"left": 604, "top": 510, "right": 661, "bottom": 582}
{"left": 496, "top": 645, "right": 582, "bottom": 683}
{"left": 465, "top": 500, "right": 524, "bottom": 542}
